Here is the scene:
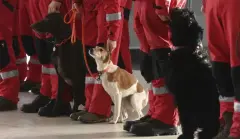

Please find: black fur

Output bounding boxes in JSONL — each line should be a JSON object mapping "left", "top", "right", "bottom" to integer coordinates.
{"left": 165, "top": 8, "right": 220, "bottom": 139}
{"left": 31, "top": 13, "right": 86, "bottom": 112}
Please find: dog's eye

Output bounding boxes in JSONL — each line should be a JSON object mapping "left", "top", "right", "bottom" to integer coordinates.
{"left": 100, "top": 49, "right": 103, "bottom": 52}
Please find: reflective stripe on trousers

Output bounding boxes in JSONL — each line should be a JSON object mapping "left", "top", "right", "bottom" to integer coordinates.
{"left": 85, "top": 77, "right": 102, "bottom": 85}
{"left": 234, "top": 102, "right": 240, "bottom": 112}
{"left": 16, "top": 57, "right": 27, "bottom": 65}
{"left": 151, "top": 84, "right": 168, "bottom": 95}
{"left": 0, "top": 70, "right": 19, "bottom": 80}
{"left": 29, "top": 57, "right": 40, "bottom": 64}
{"left": 219, "top": 96, "right": 235, "bottom": 102}
{"left": 106, "top": 12, "right": 122, "bottom": 21}
{"left": 42, "top": 66, "right": 57, "bottom": 75}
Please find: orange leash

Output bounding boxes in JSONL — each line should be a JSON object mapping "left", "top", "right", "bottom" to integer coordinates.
{"left": 64, "top": 8, "right": 97, "bottom": 80}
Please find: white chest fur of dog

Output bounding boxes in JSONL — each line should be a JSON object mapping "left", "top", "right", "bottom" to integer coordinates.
{"left": 89, "top": 46, "right": 148, "bottom": 124}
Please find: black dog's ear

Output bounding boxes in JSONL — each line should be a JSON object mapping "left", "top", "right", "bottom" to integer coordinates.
{"left": 31, "top": 20, "right": 48, "bottom": 33}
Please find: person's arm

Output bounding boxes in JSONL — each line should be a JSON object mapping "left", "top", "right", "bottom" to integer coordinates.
{"left": 103, "top": 0, "right": 122, "bottom": 42}
{"left": 201, "top": 0, "right": 205, "bottom": 13}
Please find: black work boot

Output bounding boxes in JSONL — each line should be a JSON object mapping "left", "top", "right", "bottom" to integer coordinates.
{"left": 20, "top": 80, "right": 40, "bottom": 92}
{"left": 0, "top": 97, "right": 17, "bottom": 111}
{"left": 38, "top": 99, "right": 72, "bottom": 117}
{"left": 21, "top": 94, "right": 50, "bottom": 113}
{"left": 70, "top": 110, "right": 88, "bottom": 121}
{"left": 130, "top": 119, "right": 178, "bottom": 136}
{"left": 123, "top": 115, "right": 151, "bottom": 132}
{"left": 214, "top": 112, "right": 233, "bottom": 139}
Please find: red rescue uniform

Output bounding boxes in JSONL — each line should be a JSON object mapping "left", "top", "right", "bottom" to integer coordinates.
{"left": 204, "top": 0, "right": 240, "bottom": 137}
{"left": 0, "top": 0, "right": 20, "bottom": 111}
{"left": 20, "top": 0, "right": 73, "bottom": 116}
{"left": 132, "top": 0, "right": 186, "bottom": 134}
{"left": 55, "top": 0, "right": 122, "bottom": 122}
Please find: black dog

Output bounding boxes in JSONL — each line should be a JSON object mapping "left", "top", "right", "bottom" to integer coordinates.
{"left": 164, "top": 8, "right": 220, "bottom": 139}
{"left": 31, "top": 13, "right": 86, "bottom": 112}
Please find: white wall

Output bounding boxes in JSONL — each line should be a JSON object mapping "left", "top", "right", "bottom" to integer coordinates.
{"left": 129, "top": 0, "right": 207, "bottom": 49}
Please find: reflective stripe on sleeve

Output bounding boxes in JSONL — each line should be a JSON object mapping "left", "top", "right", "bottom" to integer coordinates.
{"left": 106, "top": 12, "right": 122, "bottom": 21}
{"left": 0, "top": 70, "right": 19, "bottom": 80}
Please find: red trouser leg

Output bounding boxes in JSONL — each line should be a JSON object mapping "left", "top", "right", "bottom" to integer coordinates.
{"left": 0, "top": 38, "right": 20, "bottom": 104}
{"left": 151, "top": 79, "right": 178, "bottom": 126}
{"left": 40, "top": 65, "right": 53, "bottom": 98}
{"left": 16, "top": 52, "right": 27, "bottom": 82}
{"left": 120, "top": 19, "right": 132, "bottom": 73}
{"left": 147, "top": 90, "right": 155, "bottom": 116}
{"left": 27, "top": 56, "right": 41, "bottom": 83}
{"left": 85, "top": 75, "right": 95, "bottom": 111}
{"left": 88, "top": 75, "right": 112, "bottom": 117}
{"left": 206, "top": 0, "right": 240, "bottom": 137}
{"left": 50, "top": 73, "right": 72, "bottom": 102}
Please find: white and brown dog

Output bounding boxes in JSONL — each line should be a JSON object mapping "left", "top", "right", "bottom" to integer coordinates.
{"left": 89, "top": 46, "right": 148, "bottom": 124}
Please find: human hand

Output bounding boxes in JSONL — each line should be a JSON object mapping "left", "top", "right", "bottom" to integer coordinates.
{"left": 48, "top": 1, "right": 62, "bottom": 13}
{"left": 107, "top": 39, "right": 117, "bottom": 52}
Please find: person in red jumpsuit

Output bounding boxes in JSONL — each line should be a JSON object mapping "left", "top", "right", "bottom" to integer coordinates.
{"left": 203, "top": 0, "right": 240, "bottom": 138}
{"left": 20, "top": 0, "right": 73, "bottom": 117}
{"left": 0, "top": 0, "right": 20, "bottom": 111}
{"left": 123, "top": 0, "right": 186, "bottom": 136}
{"left": 16, "top": 0, "right": 42, "bottom": 94}
{"left": 49, "top": 0, "right": 122, "bottom": 123}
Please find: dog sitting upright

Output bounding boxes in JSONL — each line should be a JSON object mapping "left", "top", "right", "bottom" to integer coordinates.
{"left": 89, "top": 46, "right": 148, "bottom": 124}
{"left": 31, "top": 13, "right": 86, "bottom": 113}
{"left": 164, "top": 8, "right": 220, "bottom": 139}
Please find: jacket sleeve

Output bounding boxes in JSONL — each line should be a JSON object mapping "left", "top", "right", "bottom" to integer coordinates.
{"left": 154, "top": 0, "right": 169, "bottom": 16}
{"left": 103, "top": 0, "right": 122, "bottom": 41}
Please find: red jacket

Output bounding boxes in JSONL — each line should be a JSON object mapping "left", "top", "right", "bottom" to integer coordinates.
{"left": 154, "top": 0, "right": 187, "bottom": 16}
{"left": 53, "top": 0, "right": 121, "bottom": 41}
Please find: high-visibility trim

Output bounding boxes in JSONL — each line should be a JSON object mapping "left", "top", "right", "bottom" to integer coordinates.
{"left": 42, "top": 66, "right": 57, "bottom": 75}
{"left": 0, "top": 70, "right": 19, "bottom": 80}
{"left": 29, "top": 57, "right": 40, "bottom": 64}
{"left": 16, "top": 57, "right": 27, "bottom": 64}
{"left": 106, "top": 12, "right": 122, "bottom": 21}
{"left": 219, "top": 96, "right": 235, "bottom": 102}
{"left": 85, "top": 77, "right": 95, "bottom": 84}
{"left": 152, "top": 86, "right": 168, "bottom": 95}
{"left": 234, "top": 102, "right": 240, "bottom": 112}
{"left": 95, "top": 79, "right": 102, "bottom": 85}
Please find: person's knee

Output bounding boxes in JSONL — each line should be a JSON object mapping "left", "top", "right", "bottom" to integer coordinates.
{"left": 140, "top": 51, "right": 153, "bottom": 83}
{"left": 21, "top": 35, "right": 36, "bottom": 56}
{"left": 0, "top": 40, "right": 10, "bottom": 70}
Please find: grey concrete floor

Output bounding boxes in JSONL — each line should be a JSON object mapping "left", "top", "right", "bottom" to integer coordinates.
{"left": 0, "top": 70, "right": 178, "bottom": 139}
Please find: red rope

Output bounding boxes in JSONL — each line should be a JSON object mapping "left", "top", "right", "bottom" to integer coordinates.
{"left": 64, "top": 8, "right": 97, "bottom": 80}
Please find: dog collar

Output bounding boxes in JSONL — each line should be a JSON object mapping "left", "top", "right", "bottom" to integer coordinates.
{"left": 97, "top": 66, "right": 110, "bottom": 80}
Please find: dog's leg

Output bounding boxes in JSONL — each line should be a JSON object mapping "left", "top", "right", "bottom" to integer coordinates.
{"left": 109, "top": 93, "right": 122, "bottom": 124}
{"left": 118, "top": 105, "right": 128, "bottom": 123}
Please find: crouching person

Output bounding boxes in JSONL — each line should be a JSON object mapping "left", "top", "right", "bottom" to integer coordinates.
{"left": 0, "top": 1, "right": 20, "bottom": 111}
{"left": 123, "top": 0, "right": 186, "bottom": 136}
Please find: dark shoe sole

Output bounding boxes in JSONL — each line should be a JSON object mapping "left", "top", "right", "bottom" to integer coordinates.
{"left": 130, "top": 126, "right": 179, "bottom": 136}
{"left": 0, "top": 106, "right": 17, "bottom": 111}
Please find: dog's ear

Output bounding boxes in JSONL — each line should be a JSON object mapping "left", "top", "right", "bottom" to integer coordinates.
{"left": 31, "top": 20, "right": 48, "bottom": 33}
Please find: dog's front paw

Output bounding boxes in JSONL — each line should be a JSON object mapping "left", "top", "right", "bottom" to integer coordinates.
{"left": 109, "top": 119, "right": 118, "bottom": 124}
